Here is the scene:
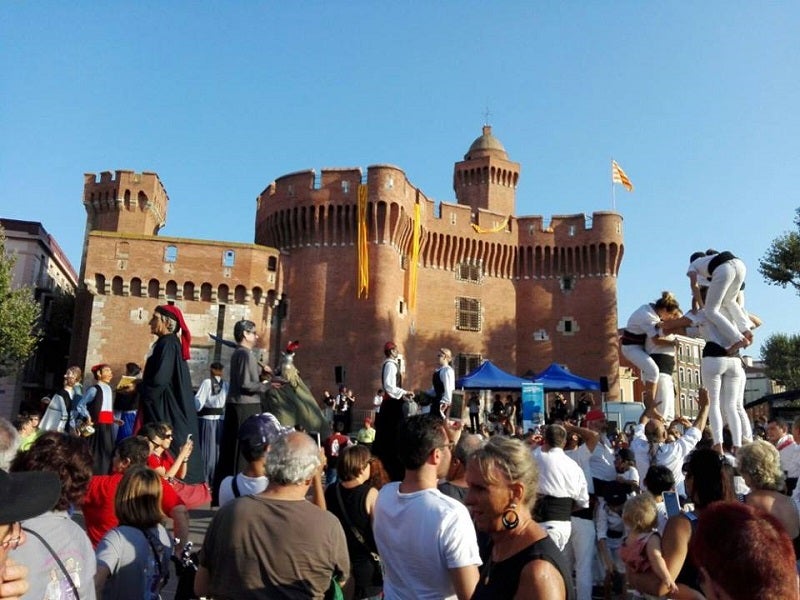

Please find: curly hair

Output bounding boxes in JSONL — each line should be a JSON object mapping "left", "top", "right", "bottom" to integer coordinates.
{"left": 11, "top": 431, "right": 92, "bottom": 511}
{"left": 736, "top": 439, "right": 784, "bottom": 491}
{"left": 622, "top": 492, "right": 658, "bottom": 533}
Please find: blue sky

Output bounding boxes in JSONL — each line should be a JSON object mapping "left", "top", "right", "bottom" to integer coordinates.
{"left": 2, "top": 3, "right": 798, "bottom": 357}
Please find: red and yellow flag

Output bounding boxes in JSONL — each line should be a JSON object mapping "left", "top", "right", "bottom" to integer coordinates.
{"left": 611, "top": 160, "right": 634, "bottom": 192}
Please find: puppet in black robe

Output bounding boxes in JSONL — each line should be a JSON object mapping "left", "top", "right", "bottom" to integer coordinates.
{"left": 140, "top": 332, "right": 204, "bottom": 484}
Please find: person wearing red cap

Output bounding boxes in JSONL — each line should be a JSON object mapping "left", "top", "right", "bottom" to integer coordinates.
{"left": 372, "top": 341, "right": 414, "bottom": 481}
{"left": 139, "top": 305, "right": 204, "bottom": 485}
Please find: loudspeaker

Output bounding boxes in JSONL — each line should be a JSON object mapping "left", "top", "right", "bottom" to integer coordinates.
{"left": 334, "top": 366, "right": 346, "bottom": 385}
{"left": 599, "top": 376, "right": 609, "bottom": 393}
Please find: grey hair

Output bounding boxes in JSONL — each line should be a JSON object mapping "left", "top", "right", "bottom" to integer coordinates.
{"left": 454, "top": 433, "right": 485, "bottom": 464}
{"left": 158, "top": 313, "right": 178, "bottom": 333}
{"left": 266, "top": 431, "right": 321, "bottom": 485}
{"left": 0, "top": 417, "right": 20, "bottom": 471}
{"left": 737, "top": 439, "right": 784, "bottom": 491}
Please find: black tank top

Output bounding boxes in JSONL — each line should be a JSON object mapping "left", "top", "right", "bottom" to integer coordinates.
{"left": 473, "top": 535, "right": 576, "bottom": 600}
{"left": 432, "top": 368, "right": 445, "bottom": 400}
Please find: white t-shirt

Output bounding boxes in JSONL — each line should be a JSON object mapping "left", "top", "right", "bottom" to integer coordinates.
{"left": 631, "top": 424, "right": 701, "bottom": 491}
{"left": 625, "top": 304, "right": 660, "bottom": 337}
{"left": 373, "top": 482, "right": 481, "bottom": 600}
{"left": 218, "top": 473, "right": 269, "bottom": 506}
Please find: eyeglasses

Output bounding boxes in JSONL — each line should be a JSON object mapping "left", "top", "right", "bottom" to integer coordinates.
{"left": 0, "top": 522, "right": 23, "bottom": 550}
{"left": 164, "top": 433, "right": 173, "bottom": 439}
{"left": 441, "top": 441, "right": 455, "bottom": 452}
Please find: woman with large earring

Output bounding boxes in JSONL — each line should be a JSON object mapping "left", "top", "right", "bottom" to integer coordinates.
{"left": 465, "top": 436, "right": 575, "bottom": 599}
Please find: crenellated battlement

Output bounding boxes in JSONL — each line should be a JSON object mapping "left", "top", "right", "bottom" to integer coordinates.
{"left": 83, "top": 169, "right": 169, "bottom": 236}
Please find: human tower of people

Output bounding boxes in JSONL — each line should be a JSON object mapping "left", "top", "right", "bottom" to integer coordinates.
{"left": 1, "top": 249, "right": 799, "bottom": 599}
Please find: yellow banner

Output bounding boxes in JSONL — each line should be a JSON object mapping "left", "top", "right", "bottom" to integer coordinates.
{"left": 408, "top": 198, "right": 421, "bottom": 311}
{"left": 471, "top": 216, "right": 509, "bottom": 234}
{"left": 357, "top": 184, "right": 369, "bottom": 298}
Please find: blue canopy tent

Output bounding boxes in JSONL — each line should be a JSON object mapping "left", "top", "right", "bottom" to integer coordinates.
{"left": 532, "top": 363, "right": 600, "bottom": 391}
{"left": 456, "top": 360, "right": 530, "bottom": 390}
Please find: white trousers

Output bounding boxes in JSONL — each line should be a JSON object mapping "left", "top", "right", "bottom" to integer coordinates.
{"left": 621, "top": 344, "right": 659, "bottom": 382}
{"left": 705, "top": 259, "right": 750, "bottom": 347}
{"left": 567, "top": 516, "right": 596, "bottom": 600}
{"left": 654, "top": 372, "right": 675, "bottom": 423}
{"left": 702, "top": 355, "right": 746, "bottom": 446}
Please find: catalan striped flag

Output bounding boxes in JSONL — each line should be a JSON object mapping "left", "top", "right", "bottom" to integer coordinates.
{"left": 611, "top": 160, "right": 634, "bottom": 192}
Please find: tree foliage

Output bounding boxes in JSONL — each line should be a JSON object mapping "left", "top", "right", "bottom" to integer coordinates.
{"left": 759, "top": 208, "right": 800, "bottom": 294}
{"left": 0, "top": 226, "right": 41, "bottom": 376}
{"left": 760, "top": 333, "right": 800, "bottom": 390}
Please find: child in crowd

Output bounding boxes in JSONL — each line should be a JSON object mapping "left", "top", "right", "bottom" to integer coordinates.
{"left": 642, "top": 465, "right": 675, "bottom": 534}
{"left": 615, "top": 448, "right": 640, "bottom": 495}
{"left": 620, "top": 493, "right": 678, "bottom": 598}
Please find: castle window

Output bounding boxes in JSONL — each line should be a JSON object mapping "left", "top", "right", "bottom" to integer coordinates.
{"left": 130, "top": 278, "right": 142, "bottom": 297}
{"left": 164, "top": 245, "right": 178, "bottom": 263}
{"left": 341, "top": 181, "right": 350, "bottom": 194}
{"left": 564, "top": 319, "right": 573, "bottom": 333}
{"left": 456, "top": 353, "right": 482, "bottom": 379}
{"left": 165, "top": 280, "right": 178, "bottom": 300}
{"left": 95, "top": 274, "right": 106, "bottom": 295}
{"left": 115, "top": 242, "right": 130, "bottom": 259}
{"left": 456, "top": 261, "right": 483, "bottom": 283}
{"left": 398, "top": 300, "right": 405, "bottom": 315}
{"left": 561, "top": 276, "right": 574, "bottom": 292}
{"left": 456, "top": 297, "right": 482, "bottom": 332}
{"left": 569, "top": 225, "right": 576, "bottom": 237}
{"left": 222, "top": 250, "right": 236, "bottom": 267}
{"left": 147, "top": 279, "right": 160, "bottom": 299}
{"left": 267, "top": 256, "right": 277, "bottom": 272}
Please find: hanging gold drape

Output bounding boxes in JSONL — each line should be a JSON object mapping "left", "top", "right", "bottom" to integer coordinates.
{"left": 471, "top": 216, "right": 509, "bottom": 234}
{"left": 408, "top": 193, "right": 421, "bottom": 311}
{"left": 357, "top": 184, "right": 369, "bottom": 298}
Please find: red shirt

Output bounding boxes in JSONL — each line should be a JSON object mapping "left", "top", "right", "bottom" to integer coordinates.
{"left": 147, "top": 451, "right": 176, "bottom": 473}
{"left": 82, "top": 470, "right": 185, "bottom": 547}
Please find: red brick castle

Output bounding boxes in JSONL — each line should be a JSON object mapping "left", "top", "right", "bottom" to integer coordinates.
{"left": 71, "top": 126, "right": 624, "bottom": 404}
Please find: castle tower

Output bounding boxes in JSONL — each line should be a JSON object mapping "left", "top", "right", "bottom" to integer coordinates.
{"left": 453, "top": 125, "right": 520, "bottom": 218}
{"left": 83, "top": 170, "right": 168, "bottom": 237}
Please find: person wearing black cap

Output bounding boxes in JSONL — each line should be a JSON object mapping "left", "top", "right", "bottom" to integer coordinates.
{"left": 140, "top": 304, "right": 204, "bottom": 485}
{"left": 372, "top": 341, "right": 414, "bottom": 481}
{"left": 0, "top": 468, "right": 61, "bottom": 598}
{"left": 217, "top": 412, "right": 292, "bottom": 506}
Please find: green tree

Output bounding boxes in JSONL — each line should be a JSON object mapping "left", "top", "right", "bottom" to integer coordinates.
{"left": 0, "top": 226, "right": 41, "bottom": 376}
{"left": 759, "top": 208, "right": 800, "bottom": 294}
{"left": 760, "top": 333, "right": 800, "bottom": 390}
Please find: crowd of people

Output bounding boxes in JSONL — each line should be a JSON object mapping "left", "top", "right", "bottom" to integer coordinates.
{"left": 2, "top": 247, "right": 800, "bottom": 600}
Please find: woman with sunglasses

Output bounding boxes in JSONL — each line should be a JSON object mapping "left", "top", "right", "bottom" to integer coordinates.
{"left": 142, "top": 422, "right": 193, "bottom": 482}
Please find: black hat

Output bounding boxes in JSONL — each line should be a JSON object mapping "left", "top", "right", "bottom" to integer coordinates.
{"left": 0, "top": 469, "right": 61, "bottom": 524}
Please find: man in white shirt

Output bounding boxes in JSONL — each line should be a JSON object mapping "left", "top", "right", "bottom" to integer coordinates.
{"left": 630, "top": 389, "right": 709, "bottom": 497}
{"left": 767, "top": 418, "right": 796, "bottom": 479}
{"left": 373, "top": 341, "right": 414, "bottom": 481}
{"left": 533, "top": 424, "right": 589, "bottom": 551}
{"left": 373, "top": 414, "right": 481, "bottom": 600}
